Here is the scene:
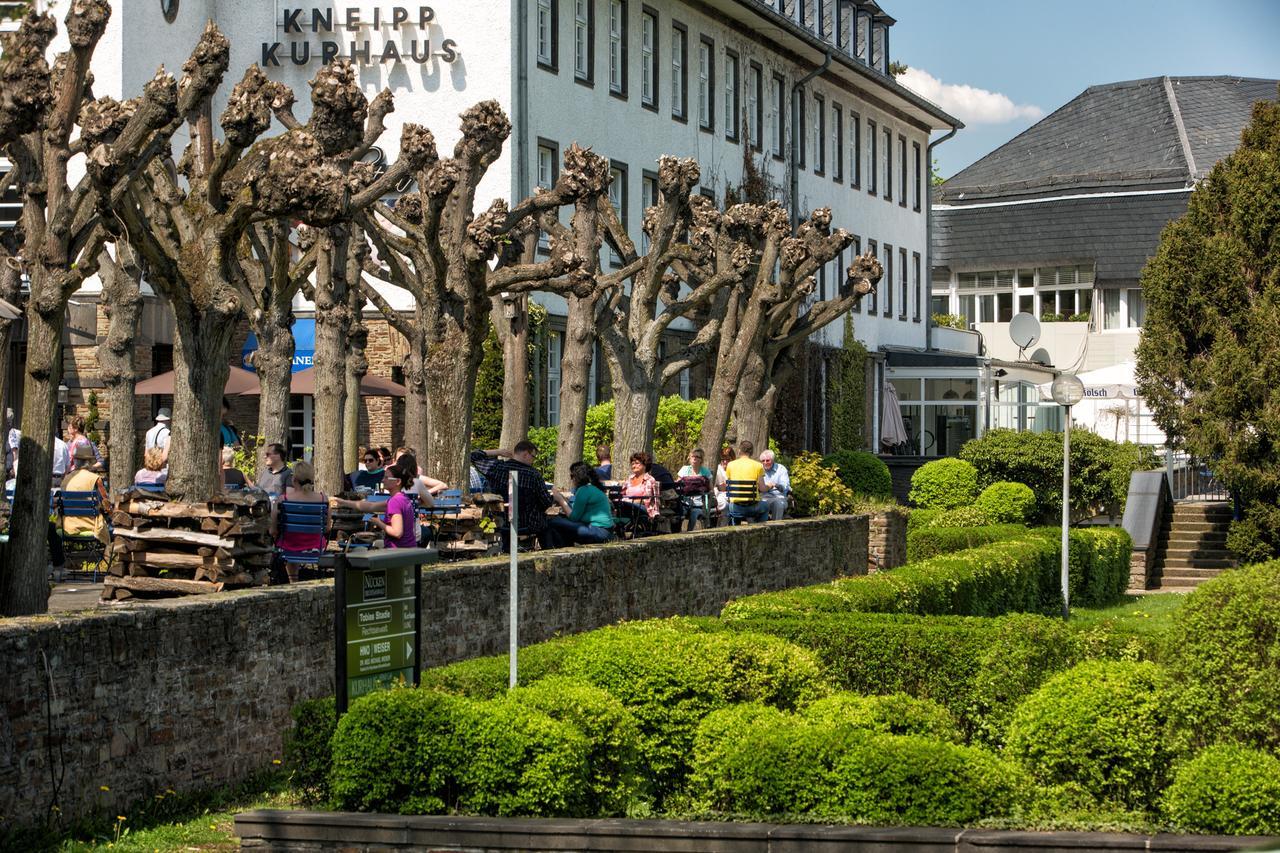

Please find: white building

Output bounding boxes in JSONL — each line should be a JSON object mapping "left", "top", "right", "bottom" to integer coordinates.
{"left": 14, "top": 0, "right": 961, "bottom": 451}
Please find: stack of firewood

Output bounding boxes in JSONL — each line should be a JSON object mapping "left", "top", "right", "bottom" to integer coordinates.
{"left": 102, "top": 488, "right": 274, "bottom": 601}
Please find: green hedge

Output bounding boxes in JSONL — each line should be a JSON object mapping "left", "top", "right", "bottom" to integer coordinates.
{"left": 908, "top": 458, "right": 979, "bottom": 510}
{"left": 1006, "top": 660, "right": 1175, "bottom": 810}
{"left": 906, "top": 523, "right": 1028, "bottom": 562}
{"left": 800, "top": 692, "right": 963, "bottom": 744}
{"left": 284, "top": 697, "right": 337, "bottom": 806}
{"left": 1162, "top": 744, "right": 1280, "bottom": 835}
{"left": 687, "top": 704, "right": 1022, "bottom": 823}
{"left": 722, "top": 528, "right": 1131, "bottom": 622}
{"left": 1163, "top": 560, "right": 1280, "bottom": 753}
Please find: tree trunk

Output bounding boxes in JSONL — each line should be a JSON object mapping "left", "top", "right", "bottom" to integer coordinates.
{"left": 422, "top": 325, "right": 483, "bottom": 487}
{"left": 344, "top": 308, "right": 369, "bottom": 473}
{"left": 494, "top": 293, "right": 530, "bottom": 450}
{"left": 250, "top": 303, "right": 295, "bottom": 459}
{"left": 3, "top": 306, "right": 62, "bottom": 615}
{"left": 611, "top": 376, "right": 661, "bottom": 469}
{"left": 312, "top": 229, "right": 350, "bottom": 496}
{"left": 98, "top": 253, "right": 143, "bottom": 493}
{"left": 730, "top": 348, "right": 774, "bottom": 452}
{"left": 554, "top": 292, "right": 597, "bottom": 487}
{"left": 403, "top": 311, "right": 430, "bottom": 461}
{"left": 167, "top": 307, "right": 236, "bottom": 499}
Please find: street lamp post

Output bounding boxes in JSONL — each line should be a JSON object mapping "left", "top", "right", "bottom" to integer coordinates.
{"left": 1050, "top": 373, "right": 1085, "bottom": 620}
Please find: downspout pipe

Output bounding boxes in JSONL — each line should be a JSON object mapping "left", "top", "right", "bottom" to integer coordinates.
{"left": 924, "top": 125, "right": 958, "bottom": 353}
{"left": 790, "top": 46, "right": 833, "bottom": 226}
{"left": 515, "top": 0, "right": 530, "bottom": 200}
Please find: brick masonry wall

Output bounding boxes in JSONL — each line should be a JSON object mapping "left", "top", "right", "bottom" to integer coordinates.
{"left": 0, "top": 515, "right": 867, "bottom": 830}
{"left": 867, "top": 509, "right": 907, "bottom": 573}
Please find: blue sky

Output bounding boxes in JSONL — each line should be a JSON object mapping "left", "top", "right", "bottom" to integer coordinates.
{"left": 890, "top": 0, "right": 1280, "bottom": 179}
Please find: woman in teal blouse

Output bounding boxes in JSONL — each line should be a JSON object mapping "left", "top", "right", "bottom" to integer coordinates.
{"left": 549, "top": 461, "right": 615, "bottom": 546}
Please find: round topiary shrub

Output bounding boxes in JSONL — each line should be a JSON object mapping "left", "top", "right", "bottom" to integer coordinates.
{"left": 505, "top": 676, "right": 646, "bottom": 815}
{"left": 801, "top": 692, "right": 963, "bottom": 744}
{"left": 1162, "top": 744, "right": 1280, "bottom": 834}
{"left": 822, "top": 450, "right": 893, "bottom": 499}
{"left": 1163, "top": 559, "right": 1280, "bottom": 752}
{"left": 1005, "top": 660, "right": 1175, "bottom": 810}
{"left": 908, "top": 458, "right": 979, "bottom": 510}
{"left": 974, "top": 481, "right": 1036, "bottom": 524}
{"left": 329, "top": 688, "right": 471, "bottom": 814}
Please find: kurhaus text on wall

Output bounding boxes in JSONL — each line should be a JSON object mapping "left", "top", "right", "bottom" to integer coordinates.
{"left": 263, "top": 6, "right": 458, "bottom": 67}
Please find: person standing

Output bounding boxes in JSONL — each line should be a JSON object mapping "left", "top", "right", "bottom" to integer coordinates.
{"left": 258, "top": 443, "right": 293, "bottom": 495}
{"left": 547, "top": 462, "right": 615, "bottom": 546}
{"left": 759, "top": 450, "right": 791, "bottom": 521}
{"left": 145, "top": 408, "right": 171, "bottom": 454}
{"left": 720, "top": 440, "right": 769, "bottom": 524}
{"left": 51, "top": 433, "right": 70, "bottom": 479}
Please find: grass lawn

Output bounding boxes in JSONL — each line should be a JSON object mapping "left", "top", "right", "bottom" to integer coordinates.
{"left": 1069, "top": 592, "right": 1185, "bottom": 640}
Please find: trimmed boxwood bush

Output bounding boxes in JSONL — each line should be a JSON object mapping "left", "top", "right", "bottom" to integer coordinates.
{"left": 1005, "top": 660, "right": 1175, "bottom": 810}
{"left": 908, "top": 458, "right": 979, "bottom": 509}
{"left": 975, "top": 481, "right": 1037, "bottom": 523}
{"left": 1162, "top": 744, "right": 1280, "bottom": 835}
{"left": 907, "top": 507, "right": 943, "bottom": 531}
{"left": 284, "top": 696, "right": 336, "bottom": 805}
{"left": 822, "top": 450, "right": 893, "bottom": 499}
{"left": 923, "top": 505, "right": 997, "bottom": 528}
{"left": 1163, "top": 560, "right": 1280, "bottom": 753}
{"left": 801, "top": 692, "right": 962, "bottom": 743}
{"left": 906, "top": 523, "right": 1027, "bottom": 562}
{"left": 505, "top": 676, "right": 646, "bottom": 815}
{"left": 419, "top": 638, "right": 574, "bottom": 700}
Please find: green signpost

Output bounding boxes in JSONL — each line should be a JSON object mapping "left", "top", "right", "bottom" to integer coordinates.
{"left": 334, "top": 547, "right": 438, "bottom": 714}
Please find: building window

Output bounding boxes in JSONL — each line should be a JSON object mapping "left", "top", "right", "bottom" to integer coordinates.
{"left": 899, "top": 246, "right": 908, "bottom": 319}
{"left": 883, "top": 244, "right": 893, "bottom": 317}
{"left": 867, "top": 119, "right": 877, "bottom": 194}
{"left": 771, "top": 72, "right": 785, "bottom": 161}
{"left": 912, "top": 252, "right": 922, "bottom": 322}
{"left": 671, "top": 21, "right": 687, "bottom": 120}
{"left": 536, "top": 0, "right": 557, "bottom": 70}
{"left": 898, "top": 135, "right": 908, "bottom": 207}
{"left": 883, "top": 126, "right": 892, "bottom": 201}
{"left": 912, "top": 140, "right": 922, "bottom": 212}
{"left": 748, "top": 62, "right": 763, "bottom": 151}
{"left": 640, "top": 7, "right": 657, "bottom": 109}
{"left": 536, "top": 139, "right": 559, "bottom": 251}
{"left": 871, "top": 23, "right": 884, "bottom": 71}
{"left": 831, "top": 102, "right": 843, "bottom": 182}
{"left": 574, "top": 0, "right": 593, "bottom": 84}
{"left": 697, "top": 36, "right": 714, "bottom": 131}
{"left": 866, "top": 239, "right": 878, "bottom": 314}
{"left": 849, "top": 111, "right": 860, "bottom": 188}
{"left": 855, "top": 11, "right": 869, "bottom": 63}
{"left": 547, "top": 331, "right": 562, "bottom": 426}
{"left": 608, "top": 0, "right": 627, "bottom": 96}
{"left": 957, "top": 270, "right": 1017, "bottom": 325}
{"left": 797, "top": 91, "right": 806, "bottom": 169}
{"left": 1127, "top": 288, "right": 1146, "bottom": 328}
{"left": 641, "top": 170, "right": 658, "bottom": 253}
{"left": 608, "top": 160, "right": 628, "bottom": 267}
{"left": 1102, "top": 288, "right": 1121, "bottom": 330}
{"left": 724, "top": 49, "right": 740, "bottom": 142}
{"left": 813, "top": 92, "right": 825, "bottom": 175}
{"left": 1036, "top": 264, "right": 1095, "bottom": 320}
{"left": 850, "top": 236, "right": 862, "bottom": 313}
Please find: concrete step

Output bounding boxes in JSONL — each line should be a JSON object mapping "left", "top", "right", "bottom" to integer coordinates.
{"left": 1165, "top": 531, "right": 1228, "bottom": 544}
{"left": 1172, "top": 507, "right": 1233, "bottom": 521}
{"left": 1163, "top": 547, "right": 1234, "bottom": 560}
{"left": 1161, "top": 567, "right": 1228, "bottom": 580}
{"left": 1162, "top": 558, "right": 1236, "bottom": 570}
{"left": 1166, "top": 520, "right": 1231, "bottom": 533}
{"left": 1159, "top": 581, "right": 1209, "bottom": 591}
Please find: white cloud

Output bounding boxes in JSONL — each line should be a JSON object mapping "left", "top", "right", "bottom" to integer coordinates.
{"left": 897, "top": 67, "right": 1045, "bottom": 125}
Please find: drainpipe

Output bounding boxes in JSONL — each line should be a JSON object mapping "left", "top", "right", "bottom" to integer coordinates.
{"left": 790, "top": 46, "right": 832, "bottom": 226}
{"left": 924, "top": 125, "right": 958, "bottom": 353}
{"left": 515, "top": 1, "right": 530, "bottom": 200}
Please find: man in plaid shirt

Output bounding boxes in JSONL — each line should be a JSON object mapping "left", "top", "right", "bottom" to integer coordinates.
{"left": 471, "top": 440, "right": 554, "bottom": 549}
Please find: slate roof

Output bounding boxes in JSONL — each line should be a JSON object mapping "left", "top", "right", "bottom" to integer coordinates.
{"left": 932, "top": 191, "right": 1192, "bottom": 284}
{"left": 938, "top": 76, "right": 1278, "bottom": 204}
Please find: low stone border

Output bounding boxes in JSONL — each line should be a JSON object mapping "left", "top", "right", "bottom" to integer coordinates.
{"left": 233, "top": 810, "right": 1276, "bottom": 852}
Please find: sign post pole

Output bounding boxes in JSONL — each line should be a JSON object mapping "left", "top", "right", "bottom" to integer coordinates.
{"left": 509, "top": 470, "right": 519, "bottom": 689}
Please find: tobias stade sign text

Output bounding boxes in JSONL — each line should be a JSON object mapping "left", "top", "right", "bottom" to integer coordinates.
{"left": 263, "top": 6, "right": 459, "bottom": 67}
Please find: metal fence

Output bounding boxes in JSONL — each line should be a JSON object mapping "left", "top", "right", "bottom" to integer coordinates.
{"left": 1165, "top": 450, "right": 1230, "bottom": 502}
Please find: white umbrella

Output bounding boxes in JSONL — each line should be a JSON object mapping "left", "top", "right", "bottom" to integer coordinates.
{"left": 1037, "top": 360, "right": 1139, "bottom": 400}
{"left": 880, "top": 380, "right": 909, "bottom": 449}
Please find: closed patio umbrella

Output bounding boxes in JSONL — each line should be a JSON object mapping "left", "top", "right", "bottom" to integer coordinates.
{"left": 135, "top": 365, "right": 262, "bottom": 395}
{"left": 880, "top": 380, "right": 909, "bottom": 450}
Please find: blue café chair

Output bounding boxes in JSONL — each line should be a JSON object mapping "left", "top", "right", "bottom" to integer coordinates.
{"left": 60, "top": 489, "right": 111, "bottom": 581}
{"left": 276, "top": 501, "right": 330, "bottom": 573}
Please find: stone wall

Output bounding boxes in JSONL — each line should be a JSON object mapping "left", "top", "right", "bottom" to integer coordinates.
{"left": 867, "top": 509, "right": 908, "bottom": 573}
{"left": 0, "top": 516, "right": 867, "bottom": 831}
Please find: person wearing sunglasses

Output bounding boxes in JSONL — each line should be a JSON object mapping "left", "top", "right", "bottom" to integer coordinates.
{"left": 349, "top": 451, "right": 385, "bottom": 491}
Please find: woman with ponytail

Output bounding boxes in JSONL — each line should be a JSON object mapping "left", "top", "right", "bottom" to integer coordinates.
{"left": 334, "top": 462, "right": 420, "bottom": 549}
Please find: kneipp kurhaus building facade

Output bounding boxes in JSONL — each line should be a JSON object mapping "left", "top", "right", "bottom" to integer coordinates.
{"left": 5, "top": 0, "right": 967, "bottom": 458}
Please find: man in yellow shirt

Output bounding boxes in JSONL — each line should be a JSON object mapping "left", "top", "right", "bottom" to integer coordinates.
{"left": 721, "top": 440, "right": 769, "bottom": 524}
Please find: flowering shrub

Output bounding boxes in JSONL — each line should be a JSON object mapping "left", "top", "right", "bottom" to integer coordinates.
{"left": 790, "top": 452, "right": 858, "bottom": 516}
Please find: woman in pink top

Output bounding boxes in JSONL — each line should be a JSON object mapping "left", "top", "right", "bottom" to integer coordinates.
{"left": 270, "top": 461, "right": 331, "bottom": 582}
{"left": 622, "top": 452, "right": 660, "bottom": 519}
{"left": 334, "top": 463, "right": 419, "bottom": 549}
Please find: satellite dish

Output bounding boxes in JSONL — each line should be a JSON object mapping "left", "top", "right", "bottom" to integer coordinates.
{"left": 1029, "top": 347, "right": 1053, "bottom": 367}
{"left": 1009, "top": 312, "right": 1041, "bottom": 350}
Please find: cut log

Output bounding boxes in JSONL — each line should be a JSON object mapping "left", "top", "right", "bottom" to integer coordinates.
{"left": 113, "top": 527, "right": 235, "bottom": 549}
{"left": 105, "top": 575, "right": 225, "bottom": 595}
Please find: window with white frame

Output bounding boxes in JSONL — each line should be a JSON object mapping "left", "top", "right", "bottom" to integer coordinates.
{"left": 957, "top": 270, "right": 1016, "bottom": 324}
{"left": 883, "top": 243, "right": 893, "bottom": 317}
{"left": 747, "top": 63, "right": 762, "bottom": 150}
{"left": 724, "top": 50, "right": 739, "bottom": 142}
{"left": 867, "top": 118, "right": 877, "bottom": 194}
{"left": 912, "top": 140, "right": 922, "bottom": 211}
{"left": 883, "top": 126, "right": 892, "bottom": 200}
{"left": 831, "top": 102, "right": 843, "bottom": 182}
{"left": 1127, "top": 288, "right": 1145, "bottom": 328}
{"left": 671, "top": 22, "right": 686, "bottom": 119}
{"left": 866, "top": 239, "right": 878, "bottom": 313}
{"left": 537, "top": 0, "right": 556, "bottom": 69}
{"left": 574, "top": 0, "right": 592, "bottom": 82}
{"left": 536, "top": 141, "right": 558, "bottom": 250}
{"left": 1037, "top": 264, "right": 1094, "bottom": 320}
{"left": 697, "top": 37, "right": 714, "bottom": 130}
{"left": 772, "top": 73, "right": 785, "bottom": 159}
{"left": 609, "top": 0, "right": 626, "bottom": 95}
{"left": 850, "top": 236, "right": 861, "bottom": 312}
{"left": 608, "top": 161, "right": 628, "bottom": 267}
{"left": 913, "top": 252, "right": 922, "bottom": 322}
{"left": 641, "top": 170, "right": 658, "bottom": 253}
{"left": 547, "top": 331, "right": 562, "bottom": 426}
{"left": 849, "top": 111, "right": 860, "bottom": 187}
{"left": 640, "top": 8, "right": 656, "bottom": 108}
{"left": 898, "top": 135, "right": 907, "bottom": 207}
{"left": 813, "top": 92, "right": 825, "bottom": 174}
{"left": 1099, "top": 286, "right": 1145, "bottom": 331}
{"left": 899, "top": 247, "right": 908, "bottom": 319}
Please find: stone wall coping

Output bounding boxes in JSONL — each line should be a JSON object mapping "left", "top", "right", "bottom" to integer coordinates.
{"left": 233, "top": 810, "right": 1274, "bottom": 852}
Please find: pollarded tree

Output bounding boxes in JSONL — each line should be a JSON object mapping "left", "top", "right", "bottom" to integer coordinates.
{"left": 358, "top": 101, "right": 594, "bottom": 485}
{"left": 1135, "top": 88, "right": 1280, "bottom": 560}
{"left": 95, "top": 242, "right": 144, "bottom": 493}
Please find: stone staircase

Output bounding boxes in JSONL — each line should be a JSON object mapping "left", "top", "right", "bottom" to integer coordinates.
{"left": 1155, "top": 501, "right": 1236, "bottom": 591}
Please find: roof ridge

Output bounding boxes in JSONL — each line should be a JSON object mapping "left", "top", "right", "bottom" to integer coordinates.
{"left": 1162, "top": 76, "right": 1197, "bottom": 179}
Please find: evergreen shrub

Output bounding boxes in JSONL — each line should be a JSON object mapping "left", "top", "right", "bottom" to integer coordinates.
{"left": 801, "top": 692, "right": 962, "bottom": 743}
{"left": 419, "top": 638, "right": 574, "bottom": 699}
{"left": 906, "top": 523, "right": 1027, "bottom": 562}
{"left": 974, "top": 481, "right": 1037, "bottom": 523}
{"left": 821, "top": 449, "right": 892, "bottom": 499}
{"left": 284, "top": 697, "right": 336, "bottom": 805}
{"left": 924, "top": 505, "right": 997, "bottom": 528}
{"left": 790, "top": 452, "right": 858, "bottom": 516}
{"left": 908, "top": 458, "right": 979, "bottom": 509}
{"left": 1005, "top": 660, "right": 1175, "bottom": 810}
{"left": 1162, "top": 744, "right": 1280, "bottom": 835}
{"left": 1163, "top": 560, "right": 1280, "bottom": 752}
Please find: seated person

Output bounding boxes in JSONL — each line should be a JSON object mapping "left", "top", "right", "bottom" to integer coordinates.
{"left": 719, "top": 440, "right": 769, "bottom": 524}
{"left": 332, "top": 463, "right": 420, "bottom": 550}
{"left": 621, "top": 452, "right": 661, "bottom": 520}
{"left": 648, "top": 458, "right": 678, "bottom": 492}
{"left": 61, "top": 444, "right": 110, "bottom": 545}
{"left": 760, "top": 450, "right": 791, "bottom": 521}
{"left": 270, "top": 460, "right": 331, "bottom": 582}
{"left": 349, "top": 450, "right": 384, "bottom": 490}
{"left": 221, "top": 446, "right": 251, "bottom": 488}
{"left": 547, "top": 462, "right": 615, "bottom": 546}
{"left": 134, "top": 447, "right": 169, "bottom": 487}
{"left": 677, "top": 448, "right": 713, "bottom": 529}
{"left": 594, "top": 444, "right": 613, "bottom": 482}
{"left": 397, "top": 451, "right": 446, "bottom": 499}
{"left": 713, "top": 445, "right": 735, "bottom": 520}
{"left": 471, "top": 440, "right": 554, "bottom": 549}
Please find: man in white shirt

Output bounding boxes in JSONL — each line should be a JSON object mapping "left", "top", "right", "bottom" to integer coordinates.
{"left": 145, "top": 408, "right": 171, "bottom": 453}
{"left": 4, "top": 408, "right": 17, "bottom": 478}
{"left": 52, "top": 435, "right": 70, "bottom": 478}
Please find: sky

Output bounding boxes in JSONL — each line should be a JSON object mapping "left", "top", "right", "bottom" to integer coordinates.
{"left": 889, "top": 0, "right": 1280, "bottom": 179}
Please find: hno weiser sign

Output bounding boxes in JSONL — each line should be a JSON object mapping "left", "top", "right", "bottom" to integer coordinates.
{"left": 264, "top": 5, "right": 459, "bottom": 67}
